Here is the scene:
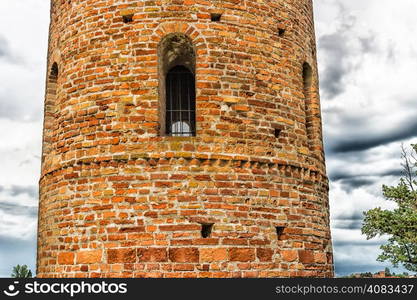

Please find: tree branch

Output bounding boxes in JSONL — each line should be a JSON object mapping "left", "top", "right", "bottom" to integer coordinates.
{"left": 401, "top": 144, "right": 415, "bottom": 192}
{"left": 403, "top": 243, "right": 417, "bottom": 264}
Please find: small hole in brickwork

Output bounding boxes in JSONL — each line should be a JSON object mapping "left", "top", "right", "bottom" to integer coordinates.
{"left": 276, "top": 226, "right": 285, "bottom": 239}
{"left": 123, "top": 14, "right": 134, "bottom": 23}
{"left": 274, "top": 128, "right": 282, "bottom": 138}
{"left": 201, "top": 224, "right": 214, "bottom": 238}
{"left": 210, "top": 13, "right": 222, "bottom": 22}
{"left": 278, "top": 28, "right": 286, "bottom": 37}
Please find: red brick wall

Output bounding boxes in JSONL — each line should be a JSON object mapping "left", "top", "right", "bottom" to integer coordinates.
{"left": 37, "top": 0, "right": 334, "bottom": 278}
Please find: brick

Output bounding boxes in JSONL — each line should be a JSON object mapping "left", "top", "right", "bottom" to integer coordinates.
{"left": 138, "top": 248, "right": 168, "bottom": 262}
{"left": 314, "top": 252, "right": 327, "bottom": 264}
{"left": 281, "top": 250, "right": 298, "bottom": 262}
{"left": 200, "top": 248, "right": 228, "bottom": 262}
{"left": 169, "top": 248, "right": 199, "bottom": 263}
{"left": 159, "top": 225, "right": 200, "bottom": 231}
{"left": 229, "top": 248, "right": 255, "bottom": 262}
{"left": 298, "top": 250, "right": 315, "bottom": 264}
{"left": 58, "top": 252, "right": 74, "bottom": 265}
{"left": 77, "top": 250, "right": 102, "bottom": 264}
{"left": 107, "top": 249, "right": 136, "bottom": 264}
{"left": 256, "top": 248, "right": 273, "bottom": 262}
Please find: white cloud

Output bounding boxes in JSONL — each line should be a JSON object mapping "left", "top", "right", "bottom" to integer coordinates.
{"left": 0, "top": 119, "right": 42, "bottom": 187}
{"left": 0, "top": 0, "right": 48, "bottom": 277}
{"left": 317, "top": 0, "right": 417, "bottom": 153}
{"left": 316, "top": 0, "right": 417, "bottom": 275}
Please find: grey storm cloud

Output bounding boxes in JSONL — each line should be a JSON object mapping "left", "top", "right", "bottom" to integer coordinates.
{"left": 328, "top": 168, "right": 402, "bottom": 194}
{"left": 9, "top": 185, "right": 38, "bottom": 198}
{"left": 319, "top": 32, "right": 350, "bottom": 98}
{"left": 0, "top": 36, "right": 10, "bottom": 58}
{"left": 333, "top": 220, "right": 363, "bottom": 231}
{"left": 333, "top": 219, "right": 363, "bottom": 230}
{"left": 0, "top": 34, "right": 27, "bottom": 65}
{"left": 330, "top": 168, "right": 402, "bottom": 183}
{"left": 0, "top": 202, "right": 38, "bottom": 218}
{"left": 0, "top": 89, "right": 43, "bottom": 122}
{"left": 0, "top": 35, "right": 41, "bottom": 123}
{"left": 0, "top": 97, "right": 22, "bottom": 120}
{"left": 333, "top": 208, "right": 363, "bottom": 221}
{"left": 318, "top": 7, "right": 377, "bottom": 100}
{"left": 330, "top": 115, "right": 417, "bottom": 153}
{"left": 338, "top": 178, "right": 375, "bottom": 193}
{"left": 333, "top": 239, "right": 383, "bottom": 248}
{"left": 0, "top": 35, "right": 20, "bottom": 63}
{"left": 332, "top": 210, "right": 364, "bottom": 230}
{"left": 0, "top": 185, "right": 38, "bottom": 199}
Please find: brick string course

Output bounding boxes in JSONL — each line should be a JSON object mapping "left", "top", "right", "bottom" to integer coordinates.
{"left": 37, "top": 0, "right": 334, "bottom": 278}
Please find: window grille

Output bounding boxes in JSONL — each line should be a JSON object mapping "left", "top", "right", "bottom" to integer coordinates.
{"left": 165, "top": 65, "right": 196, "bottom": 136}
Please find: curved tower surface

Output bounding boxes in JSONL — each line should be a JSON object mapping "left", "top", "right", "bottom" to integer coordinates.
{"left": 37, "top": 0, "right": 333, "bottom": 277}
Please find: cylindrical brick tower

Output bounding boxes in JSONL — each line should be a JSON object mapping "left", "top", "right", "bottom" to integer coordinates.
{"left": 37, "top": 0, "right": 333, "bottom": 277}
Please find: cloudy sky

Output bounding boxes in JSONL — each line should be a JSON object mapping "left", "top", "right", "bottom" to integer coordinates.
{"left": 0, "top": 0, "right": 416, "bottom": 277}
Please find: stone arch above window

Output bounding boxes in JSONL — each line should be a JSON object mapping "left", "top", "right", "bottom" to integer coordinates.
{"left": 158, "top": 33, "right": 196, "bottom": 136}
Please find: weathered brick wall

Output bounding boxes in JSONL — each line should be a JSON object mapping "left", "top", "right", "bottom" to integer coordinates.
{"left": 37, "top": 0, "right": 334, "bottom": 278}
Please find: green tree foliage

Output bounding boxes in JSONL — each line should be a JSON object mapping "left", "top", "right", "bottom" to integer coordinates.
{"left": 11, "top": 264, "right": 33, "bottom": 278}
{"left": 362, "top": 145, "right": 417, "bottom": 272}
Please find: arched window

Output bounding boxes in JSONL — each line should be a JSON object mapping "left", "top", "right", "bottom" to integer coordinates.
{"left": 302, "top": 62, "right": 313, "bottom": 142}
{"left": 50, "top": 63, "right": 58, "bottom": 80}
{"left": 166, "top": 65, "right": 196, "bottom": 136}
{"left": 42, "top": 63, "right": 58, "bottom": 163}
{"left": 158, "top": 34, "right": 196, "bottom": 136}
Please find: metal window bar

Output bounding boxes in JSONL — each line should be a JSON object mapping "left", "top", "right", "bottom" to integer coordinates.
{"left": 166, "top": 65, "right": 196, "bottom": 136}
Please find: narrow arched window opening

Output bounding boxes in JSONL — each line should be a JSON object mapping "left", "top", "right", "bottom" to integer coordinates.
{"left": 158, "top": 34, "right": 196, "bottom": 137}
{"left": 302, "top": 62, "right": 313, "bottom": 143}
{"left": 166, "top": 65, "right": 196, "bottom": 136}
{"left": 42, "top": 62, "right": 59, "bottom": 163}
{"left": 50, "top": 62, "right": 58, "bottom": 79}
{"left": 302, "top": 63, "right": 312, "bottom": 92}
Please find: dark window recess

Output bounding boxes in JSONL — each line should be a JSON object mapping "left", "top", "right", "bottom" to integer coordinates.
{"left": 210, "top": 13, "right": 222, "bottom": 22}
{"left": 303, "top": 62, "right": 313, "bottom": 142}
{"left": 51, "top": 62, "right": 59, "bottom": 78}
{"left": 274, "top": 128, "right": 282, "bottom": 138}
{"left": 276, "top": 226, "right": 285, "bottom": 239}
{"left": 201, "top": 224, "right": 214, "bottom": 238}
{"left": 303, "top": 63, "right": 313, "bottom": 90}
{"left": 123, "top": 14, "right": 134, "bottom": 23}
{"left": 43, "top": 62, "right": 59, "bottom": 163}
{"left": 166, "top": 65, "right": 196, "bottom": 136}
{"left": 278, "top": 28, "right": 286, "bottom": 37}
